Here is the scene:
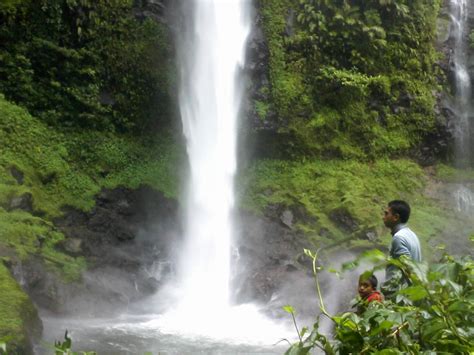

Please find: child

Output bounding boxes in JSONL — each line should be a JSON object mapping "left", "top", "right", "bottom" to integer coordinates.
{"left": 358, "top": 273, "right": 383, "bottom": 303}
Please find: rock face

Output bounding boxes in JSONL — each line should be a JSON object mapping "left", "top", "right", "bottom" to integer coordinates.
{"left": 233, "top": 211, "right": 317, "bottom": 318}
{"left": 15, "top": 186, "right": 180, "bottom": 316}
{"left": 7, "top": 192, "right": 33, "bottom": 212}
{"left": 11, "top": 184, "right": 316, "bottom": 318}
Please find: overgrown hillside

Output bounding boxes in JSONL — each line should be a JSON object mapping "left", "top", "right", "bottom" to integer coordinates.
{"left": 0, "top": 1, "right": 181, "bottom": 349}
{"left": 254, "top": 0, "right": 444, "bottom": 159}
{"left": 0, "top": 0, "right": 173, "bottom": 132}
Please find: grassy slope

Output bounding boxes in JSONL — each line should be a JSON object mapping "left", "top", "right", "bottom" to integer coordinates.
{"left": 0, "top": 262, "right": 41, "bottom": 352}
{"left": 238, "top": 159, "right": 474, "bottom": 260}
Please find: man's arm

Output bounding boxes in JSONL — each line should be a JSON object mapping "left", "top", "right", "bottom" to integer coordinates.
{"left": 390, "top": 235, "right": 411, "bottom": 259}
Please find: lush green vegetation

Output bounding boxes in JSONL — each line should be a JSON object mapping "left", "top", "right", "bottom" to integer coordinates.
{"left": 257, "top": 0, "right": 441, "bottom": 159}
{"left": 0, "top": 0, "right": 173, "bottom": 132}
{"left": 0, "top": 263, "right": 41, "bottom": 353}
{"left": 0, "top": 95, "right": 181, "bottom": 274}
{"left": 435, "top": 164, "right": 474, "bottom": 183}
{"left": 285, "top": 247, "right": 474, "bottom": 354}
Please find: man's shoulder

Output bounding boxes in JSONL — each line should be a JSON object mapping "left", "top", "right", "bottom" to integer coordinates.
{"left": 394, "top": 226, "right": 417, "bottom": 238}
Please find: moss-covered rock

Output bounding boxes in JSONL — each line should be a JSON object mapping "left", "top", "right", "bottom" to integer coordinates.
{"left": 0, "top": 262, "right": 42, "bottom": 354}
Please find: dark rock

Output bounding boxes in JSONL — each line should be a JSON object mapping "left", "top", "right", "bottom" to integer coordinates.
{"left": 133, "top": 0, "right": 169, "bottom": 24}
{"left": 280, "top": 209, "right": 294, "bottom": 229}
{"left": 60, "top": 238, "right": 83, "bottom": 255}
{"left": 35, "top": 234, "right": 46, "bottom": 249}
{"left": 8, "top": 193, "right": 33, "bottom": 212}
{"left": 363, "top": 230, "right": 377, "bottom": 242}
{"left": 116, "top": 230, "right": 135, "bottom": 242}
{"left": 40, "top": 172, "right": 56, "bottom": 184}
{"left": 136, "top": 277, "right": 160, "bottom": 295}
{"left": 319, "top": 227, "right": 331, "bottom": 238}
{"left": 329, "top": 208, "right": 358, "bottom": 233}
{"left": 10, "top": 166, "right": 24, "bottom": 184}
{"left": 233, "top": 210, "right": 314, "bottom": 307}
{"left": 292, "top": 203, "right": 318, "bottom": 225}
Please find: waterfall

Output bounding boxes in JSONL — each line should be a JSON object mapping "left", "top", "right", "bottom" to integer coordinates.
{"left": 149, "top": 1, "right": 292, "bottom": 343}
{"left": 450, "top": 0, "right": 474, "bottom": 215}
{"left": 451, "top": 0, "right": 472, "bottom": 164}
{"left": 177, "top": 0, "right": 249, "bottom": 313}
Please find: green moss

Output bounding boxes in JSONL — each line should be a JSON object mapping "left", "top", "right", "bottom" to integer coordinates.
{"left": 255, "top": 100, "right": 270, "bottom": 120}
{"left": 435, "top": 164, "right": 474, "bottom": 182}
{"left": 0, "top": 262, "right": 41, "bottom": 353}
{"left": 0, "top": 1, "right": 174, "bottom": 132}
{"left": 257, "top": 0, "right": 440, "bottom": 159}
{"left": 0, "top": 95, "right": 181, "bottom": 219}
{"left": 0, "top": 208, "right": 86, "bottom": 281}
{"left": 238, "top": 159, "right": 444, "bottom": 248}
{"left": 239, "top": 157, "right": 472, "bottom": 258}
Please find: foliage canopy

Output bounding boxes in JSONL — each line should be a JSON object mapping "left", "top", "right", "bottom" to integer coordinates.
{"left": 258, "top": 0, "right": 441, "bottom": 159}
{"left": 0, "top": 0, "right": 173, "bottom": 132}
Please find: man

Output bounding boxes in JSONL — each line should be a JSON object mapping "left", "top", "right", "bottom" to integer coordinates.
{"left": 383, "top": 200, "right": 421, "bottom": 280}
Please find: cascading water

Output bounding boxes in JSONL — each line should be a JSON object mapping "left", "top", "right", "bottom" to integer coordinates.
{"left": 450, "top": 0, "right": 474, "bottom": 215}
{"left": 176, "top": 0, "right": 248, "bottom": 315}
{"left": 156, "top": 0, "right": 292, "bottom": 345}
{"left": 451, "top": 0, "right": 472, "bottom": 164}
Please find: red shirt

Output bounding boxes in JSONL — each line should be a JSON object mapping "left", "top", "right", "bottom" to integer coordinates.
{"left": 366, "top": 291, "right": 383, "bottom": 303}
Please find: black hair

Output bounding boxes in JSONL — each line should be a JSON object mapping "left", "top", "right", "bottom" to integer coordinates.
{"left": 388, "top": 200, "right": 411, "bottom": 223}
{"left": 359, "top": 273, "right": 378, "bottom": 288}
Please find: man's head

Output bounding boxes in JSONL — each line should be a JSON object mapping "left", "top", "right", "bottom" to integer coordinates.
{"left": 358, "top": 273, "right": 378, "bottom": 299}
{"left": 383, "top": 200, "right": 410, "bottom": 229}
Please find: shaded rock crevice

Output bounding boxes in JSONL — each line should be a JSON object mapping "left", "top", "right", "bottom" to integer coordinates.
{"left": 17, "top": 185, "right": 180, "bottom": 316}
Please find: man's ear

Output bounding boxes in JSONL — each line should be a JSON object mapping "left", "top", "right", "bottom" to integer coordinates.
{"left": 394, "top": 213, "right": 401, "bottom": 222}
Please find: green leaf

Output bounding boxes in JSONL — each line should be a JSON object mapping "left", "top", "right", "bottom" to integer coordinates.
{"left": 283, "top": 305, "right": 295, "bottom": 314}
{"left": 398, "top": 285, "right": 428, "bottom": 301}
{"left": 447, "top": 300, "right": 472, "bottom": 313}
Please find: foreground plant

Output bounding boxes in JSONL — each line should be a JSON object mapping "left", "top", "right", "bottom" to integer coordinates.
{"left": 285, "top": 247, "right": 474, "bottom": 354}
{"left": 53, "top": 331, "right": 96, "bottom": 355}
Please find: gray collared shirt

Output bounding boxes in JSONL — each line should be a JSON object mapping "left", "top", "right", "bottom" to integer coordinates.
{"left": 390, "top": 223, "right": 422, "bottom": 262}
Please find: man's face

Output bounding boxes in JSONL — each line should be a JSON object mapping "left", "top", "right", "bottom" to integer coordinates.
{"left": 358, "top": 280, "right": 374, "bottom": 299}
{"left": 383, "top": 206, "right": 399, "bottom": 229}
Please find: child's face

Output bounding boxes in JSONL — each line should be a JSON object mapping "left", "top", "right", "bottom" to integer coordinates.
{"left": 358, "top": 280, "right": 375, "bottom": 298}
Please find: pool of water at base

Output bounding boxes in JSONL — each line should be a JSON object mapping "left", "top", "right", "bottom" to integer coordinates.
{"left": 37, "top": 314, "right": 290, "bottom": 355}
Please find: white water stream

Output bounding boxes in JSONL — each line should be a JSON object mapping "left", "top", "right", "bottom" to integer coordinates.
{"left": 155, "top": 0, "right": 292, "bottom": 346}
{"left": 176, "top": 0, "right": 248, "bottom": 316}
{"left": 450, "top": 0, "right": 474, "bottom": 215}
{"left": 450, "top": 0, "right": 472, "bottom": 164}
